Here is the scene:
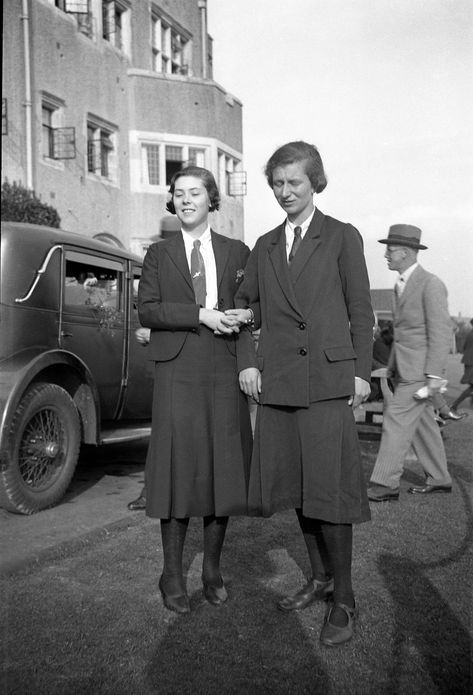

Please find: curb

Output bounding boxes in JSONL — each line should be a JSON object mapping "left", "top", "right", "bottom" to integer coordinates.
{"left": 0, "top": 513, "right": 150, "bottom": 578}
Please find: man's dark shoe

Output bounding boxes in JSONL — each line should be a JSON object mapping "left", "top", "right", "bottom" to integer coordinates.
{"left": 277, "top": 577, "right": 334, "bottom": 612}
{"left": 408, "top": 484, "right": 452, "bottom": 495}
{"left": 367, "top": 484, "right": 400, "bottom": 502}
{"left": 127, "top": 495, "right": 146, "bottom": 511}
{"left": 440, "top": 410, "right": 468, "bottom": 422}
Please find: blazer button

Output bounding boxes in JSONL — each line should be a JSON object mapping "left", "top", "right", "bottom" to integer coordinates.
{"left": 299, "top": 322, "right": 306, "bottom": 330}
{"left": 299, "top": 348, "right": 307, "bottom": 356}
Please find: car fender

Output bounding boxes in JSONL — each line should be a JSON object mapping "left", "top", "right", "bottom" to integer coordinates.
{"left": 0, "top": 348, "right": 101, "bottom": 459}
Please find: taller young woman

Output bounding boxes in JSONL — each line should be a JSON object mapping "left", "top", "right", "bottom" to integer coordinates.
{"left": 227, "top": 142, "right": 373, "bottom": 646}
{"left": 138, "top": 166, "right": 254, "bottom": 613}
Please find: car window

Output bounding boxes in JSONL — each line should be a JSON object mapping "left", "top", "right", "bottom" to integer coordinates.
{"left": 64, "top": 252, "right": 123, "bottom": 311}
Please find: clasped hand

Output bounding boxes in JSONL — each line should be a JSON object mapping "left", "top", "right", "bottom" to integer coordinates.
{"left": 199, "top": 308, "right": 241, "bottom": 335}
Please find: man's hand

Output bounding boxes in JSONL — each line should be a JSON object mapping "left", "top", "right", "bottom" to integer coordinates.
{"left": 348, "top": 377, "right": 371, "bottom": 409}
{"left": 135, "top": 327, "right": 151, "bottom": 345}
{"left": 239, "top": 367, "right": 261, "bottom": 402}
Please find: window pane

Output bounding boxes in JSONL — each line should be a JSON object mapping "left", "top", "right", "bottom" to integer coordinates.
{"left": 144, "top": 145, "right": 160, "bottom": 185}
{"left": 166, "top": 146, "right": 182, "bottom": 162}
{"left": 189, "top": 148, "right": 205, "bottom": 167}
{"left": 65, "top": 258, "right": 121, "bottom": 311}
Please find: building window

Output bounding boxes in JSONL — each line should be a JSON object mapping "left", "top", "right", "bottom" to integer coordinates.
{"left": 42, "top": 104, "right": 56, "bottom": 159}
{"left": 140, "top": 142, "right": 209, "bottom": 187}
{"left": 188, "top": 148, "right": 206, "bottom": 167}
{"left": 41, "top": 95, "right": 76, "bottom": 161}
{"left": 165, "top": 145, "right": 184, "bottom": 184}
{"left": 143, "top": 144, "right": 160, "bottom": 186}
{"left": 102, "top": 0, "right": 130, "bottom": 52}
{"left": 151, "top": 10, "right": 191, "bottom": 75}
{"left": 87, "top": 120, "right": 117, "bottom": 180}
{"left": 50, "top": 0, "right": 94, "bottom": 38}
{"left": 218, "top": 151, "right": 242, "bottom": 195}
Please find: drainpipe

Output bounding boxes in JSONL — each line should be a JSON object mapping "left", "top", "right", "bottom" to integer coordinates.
{"left": 198, "top": 0, "right": 207, "bottom": 79}
{"left": 21, "top": 0, "right": 34, "bottom": 189}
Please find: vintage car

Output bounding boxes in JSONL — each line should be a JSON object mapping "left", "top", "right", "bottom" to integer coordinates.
{"left": 0, "top": 222, "right": 153, "bottom": 514}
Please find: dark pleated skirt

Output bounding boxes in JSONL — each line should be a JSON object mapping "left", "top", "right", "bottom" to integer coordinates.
{"left": 145, "top": 327, "right": 252, "bottom": 519}
{"left": 248, "top": 400, "right": 371, "bottom": 524}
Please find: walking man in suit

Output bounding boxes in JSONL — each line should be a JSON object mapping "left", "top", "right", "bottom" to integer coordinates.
{"left": 368, "top": 225, "right": 453, "bottom": 502}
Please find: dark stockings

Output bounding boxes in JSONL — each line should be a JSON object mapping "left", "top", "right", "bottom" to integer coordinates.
{"left": 202, "top": 515, "right": 228, "bottom": 587}
{"left": 160, "top": 517, "right": 189, "bottom": 596}
{"left": 297, "top": 510, "right": 354, "bottom": 626}
{"left": 160, "top": 515, "right": 228, "bottom": 595}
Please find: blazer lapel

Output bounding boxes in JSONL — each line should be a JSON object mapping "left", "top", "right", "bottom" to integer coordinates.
{"left": 211, "top": 230, "right": 230, "bottom": 291}
{"left": 399, "top": 265, "right": 423, "bottom": 310}
{"left": 268, "top": 224, "right": 301, "bottom": 314}
{"left": 163, "top": 232, "right": 193, "bottom": 292}
{"left": 289, "top": 208, "right": 324, "bottom": 282}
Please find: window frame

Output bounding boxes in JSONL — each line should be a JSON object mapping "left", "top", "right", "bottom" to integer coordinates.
{"left": 151, "top": 7, "right": 192, "bottom": 76}
{"left": 86, "top": 116, "right": 118, "bottom": 183}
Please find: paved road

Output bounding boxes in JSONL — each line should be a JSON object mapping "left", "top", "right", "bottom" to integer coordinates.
{"left": 1, "top": 354, "right": 470, "bottom": 576}
{"left": 0, "top": 439, "right": 149, "bottom": 575}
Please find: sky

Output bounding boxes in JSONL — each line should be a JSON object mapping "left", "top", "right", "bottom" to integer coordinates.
{"left": 208, "top": 0, "right": 473, "bottom": 318}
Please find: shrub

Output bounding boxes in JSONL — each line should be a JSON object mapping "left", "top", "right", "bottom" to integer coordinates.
{"left": 1, "top": 180, "right": 61, "bottom": 228}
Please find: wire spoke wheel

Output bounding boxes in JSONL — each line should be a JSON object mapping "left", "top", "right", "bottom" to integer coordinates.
{"left": 18, "top": 406, "right": 67, "bottom": 491}
{"left": 0, "top": 383, "right": 81, "bottom": 514}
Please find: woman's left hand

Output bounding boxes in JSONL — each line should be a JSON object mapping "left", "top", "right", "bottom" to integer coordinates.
{"left": 224, "top": 308, "right": 252, "bottom": 326}
{"left": 349, "top": 377, "right": 371, "bottom": 409}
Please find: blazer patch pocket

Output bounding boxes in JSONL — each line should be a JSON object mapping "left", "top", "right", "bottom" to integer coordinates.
{"left": 324, "top": 346, "right": 357, "bottom": 362}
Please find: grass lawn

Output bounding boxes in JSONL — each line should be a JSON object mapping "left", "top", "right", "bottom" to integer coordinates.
{"left": 1, "top": 420, "right": 472, "bottom": 695}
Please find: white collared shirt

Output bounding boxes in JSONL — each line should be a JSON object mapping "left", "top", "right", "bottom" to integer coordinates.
{"left": 396, "top": 262, "right": 418, "bottom": 296}
{"left": 284, "top": 209, "right": 316, "bottom": 260}
{"left": 182, "top": 227, "right": 218, "bottom": 310}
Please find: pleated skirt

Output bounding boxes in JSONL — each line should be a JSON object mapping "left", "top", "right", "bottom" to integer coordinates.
{"left": 248, "top": 399, "right": 371, "bottom": 524}
{"left": 145, "top": 327, "right": 252, "bottom": 519}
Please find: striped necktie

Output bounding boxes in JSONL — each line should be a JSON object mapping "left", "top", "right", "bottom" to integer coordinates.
{"left": 191, "top": 239, "right": 206, "bottom": 307}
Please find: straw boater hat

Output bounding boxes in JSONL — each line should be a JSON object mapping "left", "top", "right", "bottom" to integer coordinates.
{"left": 378, "top": 224, "right": 427, "bottom": 250}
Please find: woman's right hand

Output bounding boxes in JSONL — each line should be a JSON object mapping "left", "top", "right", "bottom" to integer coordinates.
{"left": 199, "top": 308, "right": 240, "bottom": 335}
{"left": 239, "top": 368, "right": 261, "bottom": 402}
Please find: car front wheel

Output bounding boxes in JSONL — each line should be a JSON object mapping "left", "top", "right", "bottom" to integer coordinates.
{"left": 0, "top": 383, "right": 81, "bottom": 514}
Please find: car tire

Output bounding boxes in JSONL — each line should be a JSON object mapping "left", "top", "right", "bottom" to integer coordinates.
{"left": 0, "top": 383, "right": 81, "bottom": 514}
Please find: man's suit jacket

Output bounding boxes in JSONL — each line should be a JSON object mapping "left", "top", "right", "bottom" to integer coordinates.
{"left": 388, "top": 264, "right": 452, "bottom": 381}
{"left": 235, "top": 208, "right": 374, "bottom": 407}
{"left": 138, "top": 230, "right": 256, "bottom": 372}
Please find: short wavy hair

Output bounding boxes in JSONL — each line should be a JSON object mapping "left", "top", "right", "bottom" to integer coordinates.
{"left": 264, "top": 141, "right": 328, "bottom": 194}
{"left": 166, "top": 166, "right": 220, "bottom": 214}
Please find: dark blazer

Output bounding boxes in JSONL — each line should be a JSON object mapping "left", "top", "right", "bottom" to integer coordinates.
{"left": 235, "top": 208, "right": 374, "bottom": 407}
{"left": 138, "top": 230, "right": 255, "bottom": 372}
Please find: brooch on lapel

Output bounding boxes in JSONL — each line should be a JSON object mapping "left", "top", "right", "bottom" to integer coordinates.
{"left": 236, "top": 268, "right": 245, "bottom": 283}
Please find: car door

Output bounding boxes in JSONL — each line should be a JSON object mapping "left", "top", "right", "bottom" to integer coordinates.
{"left": 60, "top": 249, "right": 126, "bottom": 420}
{"left": 119, "top": 263, "right": 154, "bottom": 419}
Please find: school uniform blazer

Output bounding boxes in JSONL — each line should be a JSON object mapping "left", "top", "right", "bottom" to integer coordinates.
{"left": 138, "top": 230, "right": 256, "bottom": 373}
{"left": 388, "top": 264, "right": 452, "bottom": 381}
{"left": 235, "top": 208, "right": 374, "bottom": 407}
